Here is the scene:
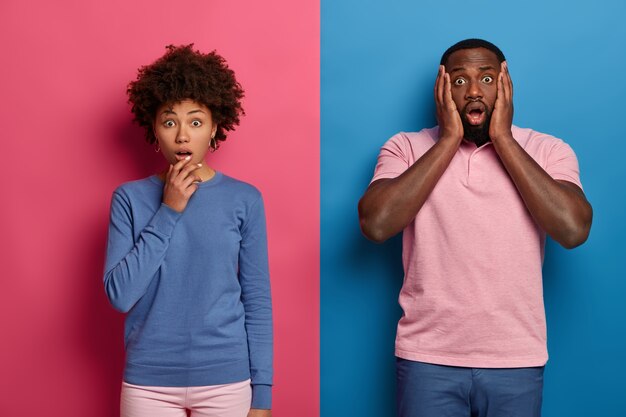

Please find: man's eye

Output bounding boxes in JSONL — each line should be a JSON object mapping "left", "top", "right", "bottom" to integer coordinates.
{"left": 191, "top": 120, "right": 202, "bottom": 127}
{"left": 482, "top": 76, "right": 494, "bottom": 83}
{"left": 164, "top": 120, "right": 175, "bottom": 127}
{"left": 454, "top": 78, "right": 466, "bottom": 85}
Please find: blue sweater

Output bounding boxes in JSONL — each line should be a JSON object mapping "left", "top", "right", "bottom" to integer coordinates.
{"left": 104, "top": 172, "right": 273, "bottom": 409}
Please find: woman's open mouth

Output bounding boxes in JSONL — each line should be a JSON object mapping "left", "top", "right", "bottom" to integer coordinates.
{"left": 175, "top": 150, "right": 193, "bottom": 160}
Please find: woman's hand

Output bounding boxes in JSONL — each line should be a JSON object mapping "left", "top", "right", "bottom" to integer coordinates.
{"left": 248, "top": 409, "right": 272, "bottom": 417}
{"left": 162, "top": 157, "right": 202, "bottom": 212}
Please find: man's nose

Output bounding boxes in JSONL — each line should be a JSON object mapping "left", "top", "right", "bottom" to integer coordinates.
{"left": 465, "top": 80, "right": 483, "bottom": 100}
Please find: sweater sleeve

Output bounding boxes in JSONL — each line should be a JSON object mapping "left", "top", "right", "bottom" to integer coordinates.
{"left": 238, "top": 195, "right": 273, "bottom": 409}
{"left": 103, "top": 190, "right": 182, "bottom": 313}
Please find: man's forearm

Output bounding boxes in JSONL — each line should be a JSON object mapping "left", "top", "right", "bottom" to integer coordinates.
{"left": 492, "top": 134, "right": 592, "bottom": 248}
{"left": 358, "top": 136, "right": 460, "bottom": 242}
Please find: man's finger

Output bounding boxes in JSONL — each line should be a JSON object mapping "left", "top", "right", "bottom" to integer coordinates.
{"left": 505, "top": 61, "right": 513, "bottom": 101}
{"left": 500, "top": 62, "right": 511, "bottom": 103}
{"left": 496, "top": 72, "right": 505, "bottom": 108}
{"left": 435, "top": 66, "right": 444, "bottom": 107}
{"left": 444, "top": 73, "right": 455, "bottom": 110}
{"left": 434, "top": 68, "right": 439, "bottom": 106}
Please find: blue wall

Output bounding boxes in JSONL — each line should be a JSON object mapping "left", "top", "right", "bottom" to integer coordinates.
{"left": 321, "top": 1, "right": 626, "bottom": 416}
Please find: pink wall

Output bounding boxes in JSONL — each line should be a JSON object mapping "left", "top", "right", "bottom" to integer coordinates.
{"left": 0, "top": 1, "right": 319, "bottom": 416}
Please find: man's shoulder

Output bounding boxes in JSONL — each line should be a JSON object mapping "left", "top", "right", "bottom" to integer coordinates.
{"left": 512, "top": 125, "right": 569, "bottom": 148}
{"left": 383, "top": 127, "right": 438, "bottom": 149}
{"left": 512, "top": 125, "right": 580, "bottom": 170}
{"left": 393, "top": 126, "right": 438, "bottom": 142}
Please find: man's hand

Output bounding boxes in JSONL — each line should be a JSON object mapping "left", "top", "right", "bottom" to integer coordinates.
{"left": 489, "top": 61, "right": 514, "bottom": 143}
{"left": 162, "top": 157, "right": 202, "bottom": 213}
{"left": 435, "top": 65, "right": 464, "bottom": 143}
{"left": 488, "top": 60, "right": 592, "bottom": 248}
{"left": 358, "top": 66, "right": 464, "bottom": 242}
{"left": 248, "top": 408, "right": 272, "bottom": 417}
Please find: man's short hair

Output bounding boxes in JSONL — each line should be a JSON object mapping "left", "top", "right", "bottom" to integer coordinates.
{"left": 440, "top": 39, "right": 506, "bottom": 66}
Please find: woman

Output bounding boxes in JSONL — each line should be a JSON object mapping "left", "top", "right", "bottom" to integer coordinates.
{"left": 104, "top": 45, "right": 273, "bottom": 417}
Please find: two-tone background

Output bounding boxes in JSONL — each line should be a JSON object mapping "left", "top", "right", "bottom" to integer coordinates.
{"left": 2, "top": 0, "right": 625, "bottom": 416}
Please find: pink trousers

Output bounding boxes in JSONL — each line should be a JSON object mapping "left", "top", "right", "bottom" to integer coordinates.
{"left": 120, "top": 379, "right": 252, "bottom": 417}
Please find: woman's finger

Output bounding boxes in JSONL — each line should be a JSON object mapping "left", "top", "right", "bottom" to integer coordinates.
{"left": 170, "top": 157, "right": 192, "bottom": 178}
{"left": 181, "top": 173, "right": 202, "bottom": 189}
{"left": 178, "top": 163, "right": 202, "bottom": 182}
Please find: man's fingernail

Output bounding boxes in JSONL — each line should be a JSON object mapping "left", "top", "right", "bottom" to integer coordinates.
{"left": 185, "top": 156, "right": 191, "bottom": 160}
{"left": 198, "top": 163, "right": 202, "bottom": 167}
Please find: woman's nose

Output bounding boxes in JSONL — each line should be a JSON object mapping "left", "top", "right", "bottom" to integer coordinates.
{"left": 175, "top": 127, "right": 189, "bottom": 143}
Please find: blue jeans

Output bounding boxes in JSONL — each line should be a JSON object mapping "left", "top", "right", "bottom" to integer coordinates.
{"left": 396, "top": 358, "right": 544, "bottom": 417}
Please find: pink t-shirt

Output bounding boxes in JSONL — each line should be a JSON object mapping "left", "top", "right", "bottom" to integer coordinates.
{"left": 371, "top": 125, "right": 582, "bottom": 368}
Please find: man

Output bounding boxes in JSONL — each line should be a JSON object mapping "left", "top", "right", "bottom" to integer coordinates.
{"left": 358, "top": 39, "right": 592, "bottom": 417}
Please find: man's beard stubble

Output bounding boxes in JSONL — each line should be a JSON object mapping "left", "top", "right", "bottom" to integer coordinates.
{"left": 462, "top": 108, "right": 491, "bottom": 148}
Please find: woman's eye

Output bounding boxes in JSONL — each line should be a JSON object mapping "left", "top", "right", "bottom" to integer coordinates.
{"left": 191, "top": 120, "right": 202, "bottom": 127}
{"left": 164, "top": 120, "right": 175, "bottom": 127}
{"left": 454, "top": 78, "right": 466, "bottom": 85}
{"left": 482, "top": 76, "right": 494, "bottom": 83}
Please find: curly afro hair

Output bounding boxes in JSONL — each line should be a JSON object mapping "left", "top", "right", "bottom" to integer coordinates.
{"left": 127, "top": 44, "right": 245, "bottom": 147}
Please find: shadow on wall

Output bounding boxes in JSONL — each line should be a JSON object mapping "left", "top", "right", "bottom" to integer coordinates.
{"left": 404, "top": 71, "right": 438, "bottom": 133}
{"left": 324, "top": 79, "right": 436, "bottom": 414}
{"left": 351, "top": 230, "right": 404, "bottom": 414}
{"left": 109, "top": 106, "right": 164, "bottom": 180}
{"left": 76, "top": 215, "right": 125, "bottom": 417}
{"left": 74, "top": 103, "right": 164, "bottom": 415}
{"left": 339, "top": 158, "right": 405, "bottom": 414}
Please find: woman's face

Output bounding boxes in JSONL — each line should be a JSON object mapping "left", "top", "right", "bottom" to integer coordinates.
{"left": 153, "top": 99, "right": 217, "bottom": 166}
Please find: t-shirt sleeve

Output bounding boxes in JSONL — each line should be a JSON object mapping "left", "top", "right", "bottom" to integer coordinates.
{"left": 545, "top": 139, "right": 583, "bottom": 190}
{"left": 370, "top": 133, "right": 412, "bottom": 184}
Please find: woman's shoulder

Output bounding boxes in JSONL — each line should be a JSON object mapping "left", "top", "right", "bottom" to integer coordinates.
{"left": 112, "top": 175, "right": 161, "bottom": 199}
{"left": 216, "top": 173, "right": 263, "bottom": 202}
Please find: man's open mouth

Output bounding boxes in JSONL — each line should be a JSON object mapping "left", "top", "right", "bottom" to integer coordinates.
{"left": 465, "top": 102, "right": 487, "bottom": 126}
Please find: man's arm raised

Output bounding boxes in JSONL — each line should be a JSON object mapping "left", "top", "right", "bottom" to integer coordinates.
{"left": 358, "top": 66, "right": 463, "bottom": 243}
{"left": 489, "top": 62, "right": 592, "bottom": 248}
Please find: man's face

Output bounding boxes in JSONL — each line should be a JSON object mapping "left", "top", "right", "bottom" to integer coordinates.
{"left": 445, "top": 47, "right": 501, "bottom": 145}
